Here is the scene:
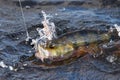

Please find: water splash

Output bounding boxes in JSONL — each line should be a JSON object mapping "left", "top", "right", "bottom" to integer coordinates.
{"left": 0, "top": 61, "right": 8, "bottom": 68}
{"left": 0, "top": 61, "right": 14, "bottom": 71}
{"left": 114, "top": 24, "right": 120, "bottom": 37}
{"left": 39, "top": 11, "right": 56, "bottom": 41}
{"left": 32, "top": 11, "right": 57, "bottom": 47}
{"left": 31, "top": 11, "right": 57, "bottom": 61}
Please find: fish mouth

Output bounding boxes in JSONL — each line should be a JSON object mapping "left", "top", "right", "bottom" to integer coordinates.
{"left": 34, "top": 48, "right": 82, "bottom": 67}
{"left": 33, "top": 51, "right": 79, "bottom": 68}
{"left": 35, "top": 50, "right": 50, "bottom": 62}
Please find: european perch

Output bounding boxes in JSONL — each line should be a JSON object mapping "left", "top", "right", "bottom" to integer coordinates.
{"left": 34, "top": 28, "right": 120, "bottom": 64}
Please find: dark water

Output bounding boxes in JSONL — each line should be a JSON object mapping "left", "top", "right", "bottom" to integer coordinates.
{"left": 0, "top": 0, "right": 120, "bottom": 80}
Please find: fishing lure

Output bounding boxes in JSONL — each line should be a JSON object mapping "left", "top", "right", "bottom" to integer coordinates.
{"left": 34, "top": 28, "right": 119, "bottom": 64}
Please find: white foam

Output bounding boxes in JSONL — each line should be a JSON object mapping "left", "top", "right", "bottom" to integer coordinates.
{"left": 114, "top": 24, "right": 120, "bottom": 37}
{"left": 63, "top": 8, "right": 66, "bottom": 11}
{"left": 106, "top": 55, "right": 117, "bottom": 63}
{"left": 0, "top": 61, "right": 8, "bottom": 68}
{"left": 31, "top": 11, "right": 57, "bottom": 60}
{"left": 23, "top": 64, "right": 27, "bottom": 66}
{"left": 55, "top": 13, "right": 58, "bottom": 16}
{"left": 32, "top": 11, "right": 57, "bottom": 47}
{"left": 40, "top": 11, "right": 57, "bottom": 41}
{"left": 9, "top": 66, "right": 14, "bottom": 71}
{"left": 0, "top": 61, "right": 17, "bottom": 71}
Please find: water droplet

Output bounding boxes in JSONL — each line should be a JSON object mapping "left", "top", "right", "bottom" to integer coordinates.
{"left": 25, "top": 6, "right": 31, "bottom": 9}
{"left": 9, "top": 66, "right": 14, "bottom": 71}
{"left": 23, "top": 64, "right": 27, "bottom": 66}
{"left": 0, "top": 61, "right": 8, "bottom": 68}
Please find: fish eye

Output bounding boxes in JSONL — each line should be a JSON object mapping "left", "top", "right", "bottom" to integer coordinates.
{"left": 49, "top": 43, "right": 56, "bottom": 49}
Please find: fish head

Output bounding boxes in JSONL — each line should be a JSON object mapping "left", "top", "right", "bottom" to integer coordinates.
{"left": 35, "top": 43, "right": 74, "bottom": 61}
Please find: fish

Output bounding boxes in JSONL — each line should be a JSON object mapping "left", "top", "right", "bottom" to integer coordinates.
{"left": 35, "top": 29, "right": 119, "bottom": 64}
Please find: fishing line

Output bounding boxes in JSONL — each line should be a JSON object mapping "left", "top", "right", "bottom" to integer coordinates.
{"left": 18, "top": 0, "right": 30, "bottom": 40}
